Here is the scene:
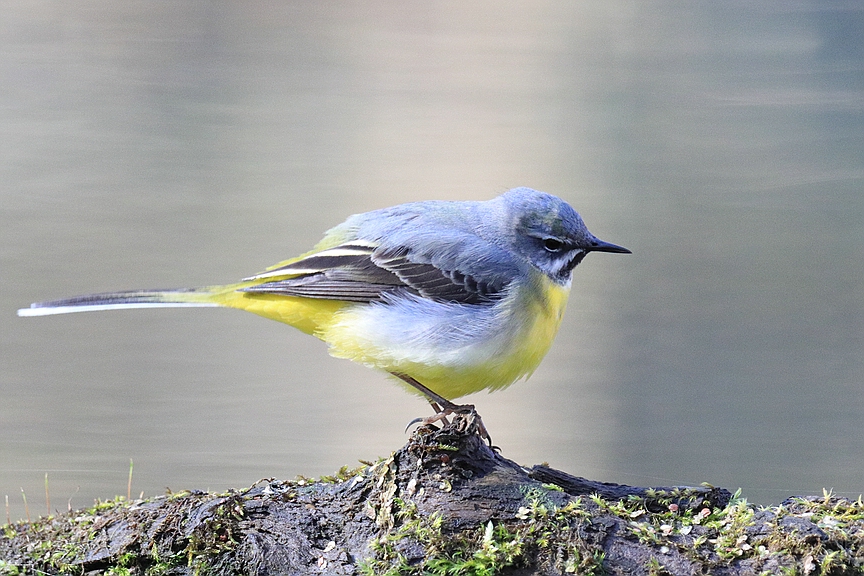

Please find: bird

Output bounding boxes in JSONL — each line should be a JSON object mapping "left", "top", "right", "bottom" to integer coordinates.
{"left": 18, "top": 187, "right": 630, "bottom": 427}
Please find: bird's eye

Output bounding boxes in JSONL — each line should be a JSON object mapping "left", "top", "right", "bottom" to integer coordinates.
{"left": 543, "top": 238, "right": 564, "bottom": 252}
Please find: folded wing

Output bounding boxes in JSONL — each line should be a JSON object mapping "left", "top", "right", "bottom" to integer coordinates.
{"left": 241, "top": 242, "right": 507, "bottom": 305}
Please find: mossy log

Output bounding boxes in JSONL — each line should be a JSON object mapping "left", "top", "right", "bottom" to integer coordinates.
{"left": 2, "top": 413, "right": 863, "bottom": 575}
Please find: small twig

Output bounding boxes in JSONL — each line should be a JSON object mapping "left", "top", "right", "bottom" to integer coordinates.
{"left": 21, "top": 488, "right": 30, "bottom": 523}
{"left": 128, "top": 459, "right": 134, "bottom": 501}
{"left": 67, "top": 486, "right": 79, "bottom": 512}
{"left": 45, "top": 473, "right": 50, "bottom": 517}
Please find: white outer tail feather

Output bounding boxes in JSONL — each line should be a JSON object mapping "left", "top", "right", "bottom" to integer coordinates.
{"left": 17, "top": 302, "right": 219, "bottom": 317}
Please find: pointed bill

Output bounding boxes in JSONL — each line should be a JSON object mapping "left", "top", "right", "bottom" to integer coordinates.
{"left": 588, "top": 237, "right": 631, "bottom": 254}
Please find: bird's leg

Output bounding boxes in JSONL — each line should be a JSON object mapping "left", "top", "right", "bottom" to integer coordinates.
{"left": 393, "top": 372, "right": 492, "bottom": 445}
{"left": 391, "top": 373, "right": 459, "bottom": 411}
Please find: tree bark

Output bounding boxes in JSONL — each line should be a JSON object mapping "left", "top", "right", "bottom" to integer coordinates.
{"left": 1, "top": 413, "right": 861, "bottom": 575}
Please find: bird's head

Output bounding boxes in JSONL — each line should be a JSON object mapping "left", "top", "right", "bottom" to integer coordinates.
{"left": 497, "top": 187, "right": 631, "bottom": 284}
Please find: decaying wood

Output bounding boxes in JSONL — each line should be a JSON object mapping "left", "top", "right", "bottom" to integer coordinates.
{"left": 2, "top": 413, "right": 863, "bottom": 575}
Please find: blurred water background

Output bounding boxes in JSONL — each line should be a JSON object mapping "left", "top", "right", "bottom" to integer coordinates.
{"left": 2, "top": 1, "right": 863, "bottom": 521}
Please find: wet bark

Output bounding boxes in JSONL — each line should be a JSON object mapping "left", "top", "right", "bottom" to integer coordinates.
{"left": 1, "top": 414, "right": 859, "bottom": 575}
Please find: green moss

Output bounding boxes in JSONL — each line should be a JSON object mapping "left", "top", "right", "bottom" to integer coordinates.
{"left": 319, "top": 464, "right": 368, "bottom": 484}
{"left": 360, "top": 487, "right": 608, "bottom": 575}
{"left": 86, "top": 495, "right": 130, "bottom": 514}
{"left": 586, "top": 487, "right": 864, "bottom": 575}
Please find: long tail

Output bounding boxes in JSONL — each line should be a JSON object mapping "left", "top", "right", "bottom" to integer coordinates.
{"left": 17, "top": 282, "right": 347, "bottom": 337}
{"left": 17, "top": 288, "right": 223, "bottom": 317}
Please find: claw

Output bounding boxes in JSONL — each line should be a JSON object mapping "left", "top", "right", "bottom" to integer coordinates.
{"left": 404, "top": 416, "right": 425, "bottom": 434}
{"left": 404, "top": 410, "right": 450, "bottom": 434}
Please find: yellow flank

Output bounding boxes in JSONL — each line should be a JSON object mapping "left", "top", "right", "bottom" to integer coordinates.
{"left": 204, "top": 282, "right": 350, "bottom": 336}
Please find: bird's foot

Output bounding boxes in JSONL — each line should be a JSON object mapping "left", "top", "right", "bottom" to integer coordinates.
{"left": 406, "top": 403, "right": 494, "bottom": 447}
{"left": 391, "top": 372, "right": 495, "bottom": 447}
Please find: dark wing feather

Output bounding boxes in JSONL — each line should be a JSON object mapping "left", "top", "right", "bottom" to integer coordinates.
{"left": 241, "top": 279, "right": 401, "bottom": 303}
{"left": 372, "top": 247, "right": 505, "bottom": 304}
{"left": 240, "top": 242, "right": 507, "bottom": 305}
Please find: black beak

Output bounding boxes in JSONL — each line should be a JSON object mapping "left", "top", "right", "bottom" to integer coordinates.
{"left": 588, "top": 238, "right": 632, "bottom": 254}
